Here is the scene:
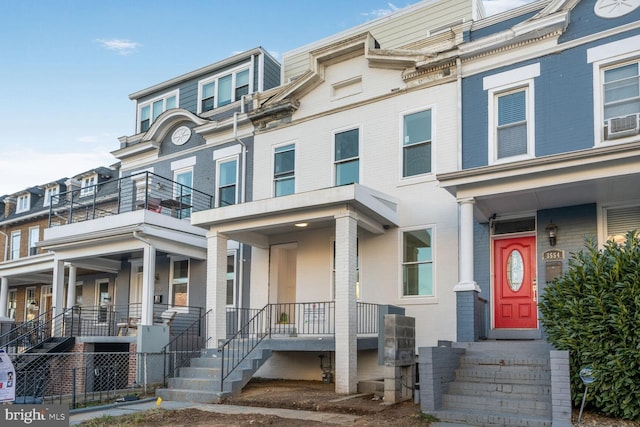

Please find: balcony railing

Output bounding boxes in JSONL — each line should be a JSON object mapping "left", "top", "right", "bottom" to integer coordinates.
{"left": 49, "top": 171, "right": 214, "bottom": 226}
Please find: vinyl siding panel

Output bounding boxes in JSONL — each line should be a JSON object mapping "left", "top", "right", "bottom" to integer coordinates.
{"left": 559, "top": 0, "right": 640, "bottom": 43}
{"left": 282, "top": 0, "right": 474, "bottom": 82}
{"left": 262, "top": 54, "right": 281, "bottom": 91}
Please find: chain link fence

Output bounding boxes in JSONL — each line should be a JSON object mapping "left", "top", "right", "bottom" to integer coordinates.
{"left": 7, "top": 350, "right": 193, "bottom": 409}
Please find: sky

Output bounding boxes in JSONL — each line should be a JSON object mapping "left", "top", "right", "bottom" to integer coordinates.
{"left": 0, "top": 0, "right": 536, "bottom": 196}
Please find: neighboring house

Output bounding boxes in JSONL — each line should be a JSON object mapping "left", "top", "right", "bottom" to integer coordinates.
{"left": 438, "top": 0, "right": 640, "bottom": 342}
{"left": 191, "top": 0, "right": 481, "bottom": 394}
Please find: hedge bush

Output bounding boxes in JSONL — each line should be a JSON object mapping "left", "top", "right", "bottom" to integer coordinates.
{"left": 539, "top": 230, "right": 640, "bottom": 420}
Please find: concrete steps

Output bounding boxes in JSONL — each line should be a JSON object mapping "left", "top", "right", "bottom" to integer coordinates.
{"left": 434, "top": 342, "right": 553, "bottom": 427}
{"left": 156, "top": 345, "right": 272, "bottom": 403}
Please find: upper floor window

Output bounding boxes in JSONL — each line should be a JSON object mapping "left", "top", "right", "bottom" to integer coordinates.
{"left": 198, "top": 68, "right": 250, "bottom": 113}
{"left": 602, "top": 61, "right": 640, "bottom": 140}
{"left": 217, "top": 158, "right": 238, "bottom": 207}
{"left": 605, "top": 205, "right": 640, "bottom": 244}
{"left": 10, "top": 231, "right": 20, "bottom": 260}
{"left": 484, "top": 63, "right": 539, "bottom": 164}
{"left": 173, "top": 168, "right": 193, "bottom": 219}
{"left": 402, "top": 109, "right": 432, "bottom": 177}
{"left": 402, "top": 228, "right": 433, "bottom": 297}
{"left": 171, "top": 259, "right": 189, "bottom": 307}
{"left": 29, "top": 227, "right": 39, "bottom": 256}
{"left": 43, "top": 185, "right": 59, "bottom": 207}
{"left": 138, "top": 90, "right": 178, "bottom": 132}
{"left": 16, "top": 194, "right": 30, "bottom": 213}
{"left": 80, "top": 175, "right": 97, "bottom": 197}
{"left": 274, "top": 144, "right": 295, "bottom": 197}
{"left": 334, "top": 128, "right": 359, "bottom": 186}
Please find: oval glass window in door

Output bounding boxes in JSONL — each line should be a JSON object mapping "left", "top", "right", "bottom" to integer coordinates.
{"left": 506, "top": 249, "right": 524, "bottom": 292}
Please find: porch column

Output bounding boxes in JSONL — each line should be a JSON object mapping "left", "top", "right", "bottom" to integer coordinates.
{"left": 65, "top": 264, "right": 77, "bottom": 309}
{"left": 206, "top": 230, "right": 228, "bottom": 347}
{"left": 454, "top": 198, "right": 480, "bottom": 292}
{"left": 334, "top": 210, "right": 358, "bottom": 394}
{"left": 454, "top": 198, "right": 481, "bottom": 342}
{"left": 52, "top": 258, "right": 66, "bottom": 335}
{"left": 0, "top": 277, "right": 8, "bottom": 319}
{"left": 140, "top": 244, "right": 156, "bottom": 326}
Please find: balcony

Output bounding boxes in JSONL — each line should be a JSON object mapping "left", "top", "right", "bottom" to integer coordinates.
{"left": 48, "top": 171, "right": 214, "bottom": 226}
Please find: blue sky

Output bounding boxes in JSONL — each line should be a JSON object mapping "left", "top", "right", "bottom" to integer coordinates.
{"left": 0, "top": 0, "right": 535, "bottom": 196}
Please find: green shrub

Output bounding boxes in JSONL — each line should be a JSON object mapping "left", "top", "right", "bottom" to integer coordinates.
{"left": 539, "top": 230, "right": 640, "bottom": 421}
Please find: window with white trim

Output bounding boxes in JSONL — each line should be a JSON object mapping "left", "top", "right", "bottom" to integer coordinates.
{"left": 217, "top": 158, "right": 238, "bottom": 206}
{"left": 173, "top": 168, "right": 193, "bottom": 219}
{"left": 29, "top": 227, "right": 39, "bottom": 256}
{"left": 227, "top": 253, "right": 236, "bottom": 306}
{"left": 7, "top": 289, "right": 17, "bottom": 319}
{"left": 274, "top": 144, "right": 295, "bottom": 197}
{"left": 484, "top": 64, "right": 539, "bottom": 164}
{"left": 43, "top": 185, "right": 59, "bottom": 207}
{"left": 198, "top": 67, "right": 250, "bottom": 113}
{"left": 602, "top": 61, "right": 640, "bottom": 140}
{"left": 16, "top": 194, "right": 30, "bottom": 213}
{"left": 10, "top": 231, "right": 20, "bottom": 260}
{"left": 138, "top": 90, "right": 178, "bottom": 132}
{"left": 402, "top": 109, "right": 432, "bottom": 177}
{"left": 171, "top": 259, "right": 189, "bottom": 307}
{"left": 334, "top": 128, "right": 359, "bottom": 186}
{"left": 402, "top": 228, "right": 433, "bottom": 297}
{"left": 80, "top": 175, "right": 97, "bottom": 197}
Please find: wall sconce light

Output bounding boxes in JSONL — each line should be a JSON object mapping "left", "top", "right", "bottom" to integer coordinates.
{"left": 546, "top": 222, "right": 558, "bottom": 246}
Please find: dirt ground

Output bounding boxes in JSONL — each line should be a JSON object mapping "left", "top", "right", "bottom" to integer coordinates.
{"left": 83, "top": 379, "right": 640, "bottom": 427}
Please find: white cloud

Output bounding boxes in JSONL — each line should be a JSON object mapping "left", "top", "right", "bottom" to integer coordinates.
{"left": 362, "top": 2, "right": 400, "bottom": 19}
{"left": 96, "top": 38, "right": 142, "bottom": 55}
{"left": 0, "top": 148, "right": 117, "bottom": 195}
{"left": 483, "top": 0, "right": 537, "bottom": 16}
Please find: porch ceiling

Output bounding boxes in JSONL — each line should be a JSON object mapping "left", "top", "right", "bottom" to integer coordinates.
{"left": 191, "top": 184, "right": 399, "bottom": 248}
{"left": 438, "top": 142, "right": 640, "bottom": 222}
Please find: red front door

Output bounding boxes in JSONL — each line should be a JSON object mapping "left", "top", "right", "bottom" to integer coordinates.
{"left": 494, "top": 236, "right": 537, "bottom": 329}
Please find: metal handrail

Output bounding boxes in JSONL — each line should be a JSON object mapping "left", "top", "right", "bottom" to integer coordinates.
{"left": 162, "top": 309, "right": 211, "bottom": 384}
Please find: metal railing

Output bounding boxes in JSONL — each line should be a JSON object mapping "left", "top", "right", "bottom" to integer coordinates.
{"left": 162, "top": 309, "right": 210, "bottom": 384}
{"left": 0, "top": 308, "right": 77, "bottom": 355}
{"left": 49, "top": 171, "right": 214, "bottom": 226}
{"left": 268, "top": 302, "right": 335, "bottom": 336}
{"left": 219, "top": 305, "right": 269, "bottom": 391}
{"left": 226, "top": 307, "right": 262, "bottom": 338}
{"left": 356, "top": 302, "right": 379, "bottom": 334}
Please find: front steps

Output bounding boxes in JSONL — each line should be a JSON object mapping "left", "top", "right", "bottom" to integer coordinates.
{"left": 156, "top": 344, "right": 272, "bottom": 403}
{"left": 434, "top": 342, "right": 554, "bottom": 427}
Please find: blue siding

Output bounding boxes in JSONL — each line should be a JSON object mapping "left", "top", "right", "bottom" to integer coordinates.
{"left": 559, "top": 0, "right": 640, "bottom": 43}
{"left": 263, "top": 54, "right": 281, "bottom": 90}
{"left": 473, "top": 221, "right": 491, "bottom": 302}
{"left": 462, "top": 5, "right": 640, "bottom": 170}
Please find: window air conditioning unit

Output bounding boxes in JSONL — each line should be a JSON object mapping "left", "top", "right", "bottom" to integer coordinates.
{"left": 605, "top": 113, "right": 640, "bottom": 140}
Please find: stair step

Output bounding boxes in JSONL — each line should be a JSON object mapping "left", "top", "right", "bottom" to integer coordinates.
{"left": 442, "top": 394, "right": 551, "bottom": 417}
{"left": 448, "top": 381, "right": 550, "bottom": 399}
{"left": 434, "top": 409, "right": 551, "bottom": 427}
{"left": 155, "top": 387, "right": 230, "bottom": 404}
{"left": 455, "top": 366, "right": 550, "bottom": 384}
{"left": 459, "top": 356, "right": 550, "bottom": 367}
{"left": 169, "top": 377, "right": 220, "bottom": 391}
{"left": 179, "top": 366, "right": 221, "bottom": 379}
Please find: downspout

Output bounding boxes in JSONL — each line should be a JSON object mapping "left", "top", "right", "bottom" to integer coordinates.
{"left": 233, "top": 101, "right": 248, "bottom": 311}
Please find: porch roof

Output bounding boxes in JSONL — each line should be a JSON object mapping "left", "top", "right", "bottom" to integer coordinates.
{"left": 437, "top": 141, "right": 640, "bottom": 222}
{"left": 191, "top": 184, "right": 398, "bottom": 248}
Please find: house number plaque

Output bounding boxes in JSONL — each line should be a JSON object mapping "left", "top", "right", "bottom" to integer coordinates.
{"left": 542, "top": 249, "right": 565, "bottom": 261}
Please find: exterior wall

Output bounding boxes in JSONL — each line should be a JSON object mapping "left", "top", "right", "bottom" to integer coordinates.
{"left": 282, "top": 0, "right": 475, "bottom": 82}
{"left": 254, "top": 349, "right": 382, "bottom": 382}
{"left": 1, "top": 216, "right": 49, "bottom": 260}
{"left": 252, "top": 53, "right": 460, "bottom": 347}
{"left": 461, "top": 4, "right": 640, "bottom": 169}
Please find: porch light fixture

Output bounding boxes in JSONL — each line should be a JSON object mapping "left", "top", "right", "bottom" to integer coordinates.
{"left": 294, "top": 222, "right": 308, "bottom": 228}
{"left": 546, "top": 222, "right": 558, "bottom": 246}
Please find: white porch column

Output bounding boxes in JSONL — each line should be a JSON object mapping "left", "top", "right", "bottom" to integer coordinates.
{"left": 454, "top": 198, "right": 480, "bottom": 292}
{"left": 140, "top": 244, "right": 156, "bottom": 325}
{"left": 66, "top": 264, "right": 77, "bottom": 309}
{"left": 334, "top": 210, "right": 358, "bottom": 394}
{"left": 52, "top": 258, "right": 66, "bottom": 335}
{"left": 206, "top": 230, "right": 228, "bottom": 347}
{"left": 0, "top": 277, "right": 8, "bottom": 319}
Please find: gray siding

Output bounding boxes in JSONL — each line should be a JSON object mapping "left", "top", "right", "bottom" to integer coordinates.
{"left": 262, "top": 54, "right": 281, "bottom": 91}
{"left": 473, "top": 221, "right": 491, "bottom": 302}
{"left": 559, "top": 0, "right": 640, "bottom": 42}
{"left": 159, "top": 123, "right": 206, "bottom": 157}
